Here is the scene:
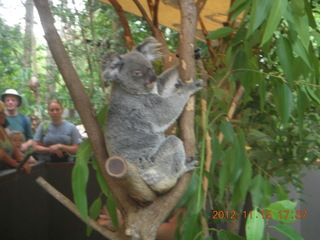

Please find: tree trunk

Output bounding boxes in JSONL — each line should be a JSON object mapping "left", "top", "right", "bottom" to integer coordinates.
{"left": 33, "top": 0, "right": 200, "bottom": 239}
{"left": 23, "top": 0, "right": 34, "bottom": 69}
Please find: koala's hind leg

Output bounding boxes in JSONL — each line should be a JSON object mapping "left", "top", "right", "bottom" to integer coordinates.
{"left": 141, "top": 135, "right": 196, "bottom": 193}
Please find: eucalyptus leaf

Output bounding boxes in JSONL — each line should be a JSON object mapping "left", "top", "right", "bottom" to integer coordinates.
{"left": 247, "top": 0, "right": 272, "bottom": 38}
{"left": 229, "top": 0, "right": 251, "bottom": 14}
{"left": 306, "top": 86, "right": 320, "bottom": 105}
{"left": 261, "top": 0, "right": 288, "bottom": 46}
{"left": 273, "top": 82, "right": 293, "bottom": 124}
{"left": 207, "top": 27, "right": 234, "bottom": 40}
{"left": 106, "top": 196, "right": 119, "bottom": 229}
{"left": 291, "top": 0, "right": 305, "bottom": 16}
{"left": 297, "top": 89, "right": 308, "bottom": 138}
{"left": 86, "top": 197, "right": 102, "bottom": 236}
{"left": 92, "top": 157, "right": 110, "bottom": 197}
{"left": 72, "top": 139, "right": 91, "bottom": 220}
{"left": 220, "top": 120, "right": 234, "bottom": 143}
{"left": 293, "top": 12, "right": 310, "bottom": 51}
{"left": 276, "top": 37, "right": 295, "bottom": 85}
{"left": 250, "top": 174, "right": 264, "bottom": 207}
{"left": 272, "top": 224, "right": 304, "bottom": 240}
{"left": 245, "top": 209, "right": 264, "bottom": 240}
{"left": 265, "top": 200, "right": 297, "bottom": 223}
{"left": 223, "top": 230, "right": 246, "bottom": 240}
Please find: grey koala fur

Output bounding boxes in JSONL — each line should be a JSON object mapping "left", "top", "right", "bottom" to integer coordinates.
{"left": 102, "top": 37, "right": 202, "bottom": 193}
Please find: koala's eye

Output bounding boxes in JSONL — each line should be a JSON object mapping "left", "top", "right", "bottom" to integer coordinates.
{"left": 133, "top": 71, "right": 143, "bottom": 77}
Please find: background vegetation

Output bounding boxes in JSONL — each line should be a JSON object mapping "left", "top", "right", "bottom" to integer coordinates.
{"left": 1, "top": 0, "right": 319, "bottom": 239}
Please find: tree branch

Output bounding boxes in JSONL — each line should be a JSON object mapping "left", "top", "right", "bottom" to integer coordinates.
{"left": 108, "top": 0, "right": 135, "bottom": 50}
{"left": 132, "top": 0, "right": 176, "bottom": 69}
{"left": 36, "top": 176, "right": 122, "bottom": 240}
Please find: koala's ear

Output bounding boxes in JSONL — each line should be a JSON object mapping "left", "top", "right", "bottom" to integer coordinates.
{"left": 101, "top": 51, "right": 123, "bottom": 80}
{"left": 134, "top": 37, "right": 162, "bottom": 61}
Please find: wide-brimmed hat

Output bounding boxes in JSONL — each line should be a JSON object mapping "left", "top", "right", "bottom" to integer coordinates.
{"left": 1, "top": 89, "right": 22, "bottom": 106}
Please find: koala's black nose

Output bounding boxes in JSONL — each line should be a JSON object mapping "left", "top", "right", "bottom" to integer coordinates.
{"left": 148, "top": 69, "right": 157, "bottom": 82}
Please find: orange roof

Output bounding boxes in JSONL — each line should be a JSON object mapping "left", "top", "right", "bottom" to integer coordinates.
{"left": 99, "top": 0, "right": 236, "bottom": 41}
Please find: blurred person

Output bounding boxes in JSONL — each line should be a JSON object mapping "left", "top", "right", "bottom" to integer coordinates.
{"left": 1, "top": 89, "right": 33, "bottom": 152}
{"left": 33, "top": 99, "right": 82, "bottom": 162}
{"left": 8, "top": 131, "right": 37, "bottom": 164}
{"left": 0, "top": 100, "right": 31, "bottom": 173}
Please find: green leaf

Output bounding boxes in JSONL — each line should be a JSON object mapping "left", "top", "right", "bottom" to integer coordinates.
{"left": 218, "top": 149, "right": 233, "bottom": 200}
{"left": 92, "top": 157, "right": 110, "bottom": 197}
{"left": 276, "top": 37, "right": 295, "bottom": 85}
{"left": 271, "top": 224, "right": 304, "bottom": 240}
{"left": 232, "top": 130, "right": 248, "bottom": 183}
{"left": 303, "top": 0, "right": 316, "bottom": 28}
{"left": 273, "top": 82, "right": 293, "bottom": 124}
{"left": 293, "top": 12, "right": 310, "bottom": 51}
{"left": 180, "top": 213, "right": 201, "bottom": 240}
{"left": 276, "top": 186, "right": 288, "bottom": 201}
{"left": 297, "top": 89, "right": 308, "bottom": 138}
{"left": 211, "top": 135, "right": 221, "bottom": 173}
{"left": 246, "top": 209, "right": 264, "bottom": 240}
{"left": 106, "top": 196, "right": 119, "bottom": 229}
{"left": 207, "top": 27, "right": 234, "bottom": 40}
{"left": 220, "top": 120, "right": 234, "bottom": 143}
{"left": 219, "top": 230, "right": 246, "bottom": 240}
{"left": 265, "top": 200, "right": 297, "bottom": 223}
{"left": 86, "top": 197, "right": 102, "bottom": 236}
{"left": 247, "top": 0, "right": 273, "bottom": 38}
{"left": 290, "top": 34, "right": 311, "bottom": 69}
{"left": 257, "top": 75, "right": 266, "bottom": 110}
{"left": 176, "top": 171, "right": 199, "bottom": 208}
{"left": 261, "top": 0, "right": 288, "bottom": 46}
{"left": 231, "top": 156, "right": 252, "bottom": 209}
{"left": 291, "top": 0, "right": 305, "bottom": 16}
{"left": 250, "top": 174, "right": 264, "bottom": 207}
{"left": 305, "top": 86, "right": 320, "bottom": 105}
{"left": 229, "top": 0, "right": 252, "bottom": 24}
{"left": 229, "top": 0, "right": 251, "bottom": 14}
{"left": 72, "top": 139, "right": 91, "bottom": 220}
{"left": 96, "top": 105, "right": 108, "bottom": 127}
{"left": 89, "top": 197, "right": 102, "bottom": 220}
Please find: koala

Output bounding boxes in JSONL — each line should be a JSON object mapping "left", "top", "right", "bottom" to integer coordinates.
{"left": 102, "top": 37, "right": 202, "bottom": 193}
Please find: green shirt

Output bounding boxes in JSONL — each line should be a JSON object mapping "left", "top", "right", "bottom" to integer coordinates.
{"left": 6, "top": 113, "right": 33, "bottom": 140}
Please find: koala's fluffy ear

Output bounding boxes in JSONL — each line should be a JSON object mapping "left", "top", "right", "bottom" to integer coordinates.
{"left": 101, "top": 51, "right": 123, "bottom": 80}
{"left": 134, "top": 37, "right": 162, "bottom": 61}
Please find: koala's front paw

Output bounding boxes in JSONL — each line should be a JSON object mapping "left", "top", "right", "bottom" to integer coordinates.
{"left": 141, "top": 168, "right": 159, "bottom": 186}
{"left": 185, "top": 156, "right": 198, "bottom": 171}
{"left": 185, "top": 79, "right": 202, "bottom": 94}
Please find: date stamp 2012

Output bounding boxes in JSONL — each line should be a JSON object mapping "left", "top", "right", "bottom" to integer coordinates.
{"left": 212, "top": 210, "right": 308, "bottom": 220}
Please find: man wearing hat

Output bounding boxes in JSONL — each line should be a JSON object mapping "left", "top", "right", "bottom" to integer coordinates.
{"left": 1, "top": 89, "right": 33, "bottom": 152}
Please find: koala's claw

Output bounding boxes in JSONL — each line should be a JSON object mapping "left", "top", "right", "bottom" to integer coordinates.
{"left": 186, "top": 156, "right": 195, "bottom": 162}
{"left": 141, "top": 170, "right": 158, "bottom": 186}
{"left": 185, "top": 157, "right": 198, "bottom": 171}
{"left": 195, "top": 79, "right": 203, "bottom": 86}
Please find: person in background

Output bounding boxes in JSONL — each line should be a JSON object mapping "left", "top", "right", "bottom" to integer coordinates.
{"left": 8, "top": 131, "right": 37, "bottom": 164}
{"left": 0, "top": 100, "right": 31, "bottom": 173}
{"left": 33, "top": 99, "right": 82, "bottom": 162}
{"left": 1, "top": 89, "right": 33, "bottom": 152}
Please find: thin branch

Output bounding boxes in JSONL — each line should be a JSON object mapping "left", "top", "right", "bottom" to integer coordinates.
{"left": 36, "top": 176, "right": 123, "bottom": 240}
{"left": 133, "top": 0, "right": 176, "bottom": 69}
{"left": 199, "top": 16, "right": 216, "bottom": 63}
{"left": 108, "top": 0, "right": 135, "bottom": 50}
{"left": 218, "top": 85, "right": 245, "bottom": 143}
